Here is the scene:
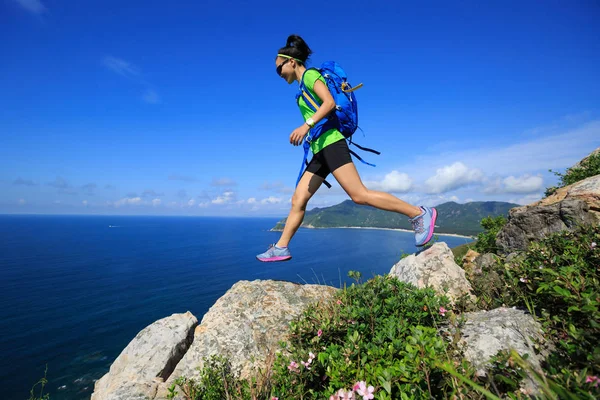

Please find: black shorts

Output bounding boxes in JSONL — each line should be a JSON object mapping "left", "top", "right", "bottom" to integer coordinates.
{"left": 304, "top": 138, "right": 352, "bottom": 179}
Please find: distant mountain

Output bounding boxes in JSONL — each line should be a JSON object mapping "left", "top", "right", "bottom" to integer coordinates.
{"left": 272, "top": 200, "right": 518, "bottom": 236}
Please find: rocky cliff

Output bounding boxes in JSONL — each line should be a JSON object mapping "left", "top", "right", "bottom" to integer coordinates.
{"left": 92, "top": 149, "right": 599, "bottom": 400}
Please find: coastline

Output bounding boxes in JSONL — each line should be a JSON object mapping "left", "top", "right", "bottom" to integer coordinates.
{"left": 273, "top": 224, "right": 475, "bottom": 240}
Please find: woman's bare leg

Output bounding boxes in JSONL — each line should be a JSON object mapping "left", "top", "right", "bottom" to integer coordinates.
{"left": 331, "top": 163, "right": 422, "bottom": 218}
{"left": 276, "top": 171, "right": 324, "bottom": 247}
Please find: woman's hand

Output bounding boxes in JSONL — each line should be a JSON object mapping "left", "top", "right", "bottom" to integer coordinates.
{"left": 290, "top": 123, "right": 310, "bottom": 146}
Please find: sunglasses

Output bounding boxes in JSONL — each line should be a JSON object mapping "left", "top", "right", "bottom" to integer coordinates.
{"left": 276, "top": 58, "right": 291, "bottom": 76}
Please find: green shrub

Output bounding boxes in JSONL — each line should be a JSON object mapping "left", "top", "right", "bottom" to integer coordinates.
{"left": 546, "top": 152, "right": 600, "bottom": 196}
{"left": 487, "top": 351, "right": 528, "bottom": 394}
{"left": 268, "top": 275, "right": 476, "bottom": 399}
{"left": 473, "top": 216, "right": 507, "bottom": 254}
{"left": 465, "top": 224, "right": 600, "bottom": 398}
{"left": 505, "top": 225, "right": 599, "bottom": 391}
{"left": 167, "top": 355, "right": 251, "bottom": 400}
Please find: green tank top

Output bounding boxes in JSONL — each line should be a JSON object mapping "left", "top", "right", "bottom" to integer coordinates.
{"left": 297, "top": 69, "right": 345, "bottom": 154}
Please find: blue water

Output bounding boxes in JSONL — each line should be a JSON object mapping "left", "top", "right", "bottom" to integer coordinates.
{"left": 0, "top": 215, "right": 470, "bottom": 400}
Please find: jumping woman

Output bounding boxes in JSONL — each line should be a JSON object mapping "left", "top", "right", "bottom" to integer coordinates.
{"left": 257, "top": 35, "right": 437, "bottom": 262}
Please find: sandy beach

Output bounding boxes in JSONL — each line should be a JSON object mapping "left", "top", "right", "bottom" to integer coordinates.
{"left": 302, "top": 224, "right": 475, "bottom": 240}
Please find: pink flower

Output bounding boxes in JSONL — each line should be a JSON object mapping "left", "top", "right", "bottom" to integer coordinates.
{"left": 287, "top": 360, "right": 299, "bottom": 373}
{"left": 330, "top": 389, "right": 354, "bottom": 399}
{"left": 439, "top": 306, "right": 448, "bottom": 316}
{"left": 271, "top": 397, "right": 279, "bottom": 400}
{"left": 586, "top": 375, "right": 600, "bottom": 387}
{"left": 337, "top": 299, "right": 343, "bottom": 305}
{"left": 309, "top": 352, "right": 315, "bottom": 360}
{"left": 520, "top": 277, "right": 529, "bottom": 283}
{"left": 317, "top": 329, "right": 323, "bottom": 337}
{"left": 591, "top": 242, "right": 597, "bottom": 249}
{"left": 353, "top": 381, "right": 375, "bottom": 400}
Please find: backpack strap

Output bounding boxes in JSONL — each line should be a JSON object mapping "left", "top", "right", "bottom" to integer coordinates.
{"left": 298, "top": 68, "right": 322, "bottom": 113}
{"left": 348, "top": 138, "right": 381, "bottom": 155}
{"left": 341, "top": 82, "right": 364, "bottom": 93}
{"left": 348, "top": 147, "right": 376, "bottom": 167}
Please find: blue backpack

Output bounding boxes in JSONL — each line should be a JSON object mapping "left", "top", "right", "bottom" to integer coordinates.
{"left": 295, "top": 61, "right": 380, "bottom": 187}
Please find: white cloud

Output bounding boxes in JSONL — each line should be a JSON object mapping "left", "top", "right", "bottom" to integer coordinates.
{"left": 187, "top": 199, "right": 195, "bottom": 206}
{"left": 103, "top": 56, "right": 140, "bottom": 79}
{"left": 141, "top": 189, "right": 163, "bottom": 198}
{"left": 261, "top": 196, "right": 282, "bottom": 205}
{"left": 212, "top": 177, "right": 237, "bottom": 187}
{"left": 104, "top": 56, "right": 160, "bottom": 105}
{"left": 142, "top": 89, "right": 160, "bottom": 104}
{"left": 18, "top": 198, "right": 26, "bottom": 205}
{"left": 152, "top": 198, "right": 161, "bottom": 207}
{"left": 13, "top": 178, "right": 37, "bottom": 186}
{"left": 365, "top": 170, "right": 413, "bottom": 193}
{"left": 48, "top": 176, "right": 70, "bottom": 189}
{"left": 416, "top": 121, "right": 600, "bottom": 178}
{"left": 509, "top": 193, "right": 544, "bottom": 206}
{"left": 260, "top": 181, "right": 294, "bottom": 194}
{"left": 13, "top": 0, "right": 46, "bottom": 15}
{"left": 247, "top": 198, "right": 257, "bottom": 204}
{"left": 502, "top": 175, "right": 543, "bottom": 194}
{"left": 211, "top": 191, "right": 236, "bottom": 205}
{"left": 484, "top": 174, "right": 543, "bottom": 194}
{"left": 82, "top": 183, "right": 97, "bottom": 195}
{"left": 114, "top": 197, "right": 142, "bottom": 207}
{"left": 82, "top": 200, "right": 88, "bottom": 206}
{"left": 424, "top": 162, "right": 484, "bottom": 194}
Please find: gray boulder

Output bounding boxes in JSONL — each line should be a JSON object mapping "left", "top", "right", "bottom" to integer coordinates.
{"left": 535, "top": 174, "right": 600, "bottom": 219}
{"left": 91, "top": 311, "right": 198, "bottom": 400}
{"left": 474, "top": 253, "right": 499, "bottom": 274}
{"left": 92, "top": 280, "right": 337, "bottom": 400}
{"left": 453, "top": 307, "right": 550, "bottom": 393}
{"left": 157, "top": 280, "right": 336, "bottom": 398}
{"left": 496, "top": 198, "right": 597, "bottom": 254}
{"left": 390, "top": 242, "right": 475, "bottom": 303}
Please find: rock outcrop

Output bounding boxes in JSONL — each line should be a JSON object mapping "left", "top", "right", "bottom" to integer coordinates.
{"left": 389, "top": 242, "right": 475, "bottom": 303}
{"left": 91, "top": 311, "right": 198, "bottom": 400}
{"left": 450, "top": 307, "right": 550, "bottom": 393}
{"left": 533, "top": 174, "right": 600, "bottom": 218}
{"left": 92, "top": 281, "right": 336, "bottom": 400}
{"left": 158, "top": 280, "right": 337, "bottom": 398}
{"left": 496, "top": 197, "right": 597, "bottom": 255}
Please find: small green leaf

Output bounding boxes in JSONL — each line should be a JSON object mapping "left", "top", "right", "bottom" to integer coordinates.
{"left": 553, "top": 286, "right": 571, "bottom": 298}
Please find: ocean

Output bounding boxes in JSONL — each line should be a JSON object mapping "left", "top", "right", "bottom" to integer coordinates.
{"left": 0, "top": 215, "right": 471, "bottom": 400}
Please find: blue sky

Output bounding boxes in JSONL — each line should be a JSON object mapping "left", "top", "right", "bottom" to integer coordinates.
{"left": 1, "top": 0, "right": 599, "bottom": 216}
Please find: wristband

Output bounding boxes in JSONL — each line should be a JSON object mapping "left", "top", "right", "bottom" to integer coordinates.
{"left": 306, "top": 117, "right": 315, "bottom": 128}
